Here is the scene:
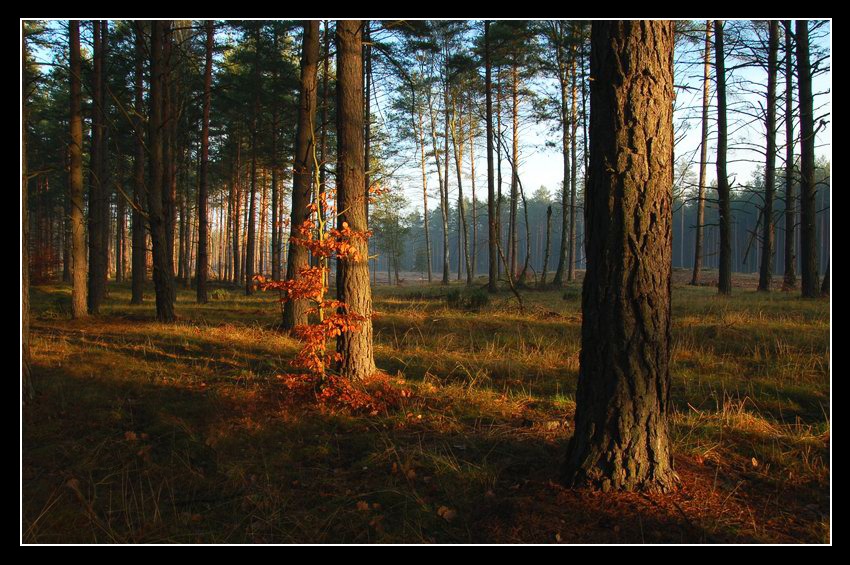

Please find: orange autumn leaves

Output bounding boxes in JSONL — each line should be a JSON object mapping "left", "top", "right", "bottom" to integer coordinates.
{"left": 255, "top": 189, "right": 391, "bottom": 410}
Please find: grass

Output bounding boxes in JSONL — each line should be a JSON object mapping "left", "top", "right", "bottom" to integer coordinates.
{"left": 22, "top": 273, "right": 830, "bottom": 543}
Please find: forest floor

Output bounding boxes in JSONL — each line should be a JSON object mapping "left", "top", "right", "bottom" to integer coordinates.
{"left": 22, "top": 270, "right": 830, "bottom": 544}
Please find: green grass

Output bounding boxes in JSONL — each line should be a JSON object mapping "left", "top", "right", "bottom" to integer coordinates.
{"left": 23, "top": 277, "right": 830, "bottom": 543}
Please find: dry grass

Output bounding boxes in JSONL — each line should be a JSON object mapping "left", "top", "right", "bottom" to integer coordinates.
{"left": 22, "top": 275, "right": 830, "bottom": 543}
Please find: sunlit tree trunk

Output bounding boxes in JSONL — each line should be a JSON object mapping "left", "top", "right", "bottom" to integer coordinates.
{"left": 567, "top": 49, "right": 578, "bottom": 282}
{"left": 563, "top": 21, "right": 677, "bottom": 492}
{"left": 245, "top": 25, "right": 262, "bottom": 295}
{"left": 485, "top": 21, "right": 498, "bottom": 293}
{"left": 336, "top": 20, "right": 375, "bottom": 381}
{"left": 197, "top": 20, "right": 213, "bottom": 303}
{"left": 551, "top": 22, "right": 570, "bottom": 288}
{"left": 758, "top": 21, "right": 779, "bottom": 292}
{"left": 691, "top": 21, "right": 711, "bottom": 286}
{"left": 69, "top": 20, "right": 88, "bottom": 319}
{"left": 283, "top": 20, "right": 320, "bottom": 329}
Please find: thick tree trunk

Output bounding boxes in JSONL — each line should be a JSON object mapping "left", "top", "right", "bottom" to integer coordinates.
{"left": 783, "top": 21, "right": 797, "bottom": 289}
{"left": 758, "top": 22, "right": 779, "bottom": 292}
{"left": 283, "top": 20, "right": 320, "bottom": 329}
{"left": 146, "top": 20, "right": 176, "bottom": 322}
{"left": 69, "top": 21, "right": 88, "bottom": 319}
{"left": 691, "top": 21, "right": 711, "bottom": 286}
{"left": 197, "top": 20, "right": 213, "bottom": 303}
{"left": 485, "top": 22, "right": 498, "bottom": 293}
{"left": 796, "top": 21, "right": 819, "bottom": 298}
{"left": 563, "top": 21, "right": 677, "bottom": 493}
{"left": 715, "top": 21, "right": 733, "bottom": 295}
{"left": 335, "top": 20, "right": 375, "bottom": 381}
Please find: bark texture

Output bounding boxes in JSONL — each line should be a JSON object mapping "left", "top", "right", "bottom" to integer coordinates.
{"left": 69, "top": 21, "right": 88, "bottom": 319}
{"left": 335, "top": 20, "right": 375, "bottom": 381}
{"left": 563, "top": 20, "right": 677, "bottom": 493}
{"left": 283, "top": 20, "right": 320, "bottom": 329}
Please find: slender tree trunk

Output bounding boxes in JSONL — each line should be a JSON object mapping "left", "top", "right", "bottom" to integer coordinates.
{"left": 783, "top": 20, "right": 797, "bottom": 289}
{"left": 509, "top": 62, "right": 519, "bottom": 283}
{"left": 336, "top": 20, "right": 375, "bottom": 380}
{"left": 758, "top": 21, "right": 779, "bottom": 292}
{"left": 69, "top": 21, "right": 88, "bottom": 319}
{"left": 540, "top": 205, "right": 552, "bottom": 287}
{"left": 552, "top": 22, "right": 570, "bottom": 288}
{"left": 690, "top": 21, "right": 711, "bottom": 286}
{"left": 363, "top": 21, "right": 372, "bottom": 225}
{"left": 283, "top": 20, "right": 320, "bottom": 329}
{"left": 147, "top": 20, "right": 176, "bottom": 322}
{"left": 451, "top": 98, "right": 472, "bottom": 285}
{"left": 485, "top": 22, "right": 498, "bottom": 293}
{"left": 88, "top": 20, "right": 105, "bottom": 314}
{"left": 196, "top": 20, "right": 213, "bottom": 303}
{"left": 162, "top": 22, "right": 176, "bottom": 281}
{"left": 232, "top": 132, "right": 242, "bottom": 286}
{"left": 563, "top": 21, "right": 677, "bottom": 493}
{"left": 715, "top": 21, "right": 732, "bottom": 295}
{"left": 23, "top": 25, "right": 35, "bottom": 401}
{"left": 796, "top": 21, "right": 819, "bottom": 298}
{"left": 426, "top": 89, "right": 449, "bottom": 285}
{"left": 469, "top": 109, "right": 477, "bottom": 281}
{"left": 443, "top": 63, "right": 451, "bottom": 285}
{"left": 417, "top": 106, "right": 433, "bottom": 283}
{"left": 245, "top": 26, "right": 261, "bottom": 295}
{"left": 567, "top": 50, "right": 578, "bottom": 282}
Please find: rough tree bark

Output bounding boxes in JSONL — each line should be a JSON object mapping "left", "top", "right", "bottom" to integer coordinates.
{"left": 88, "top": 20, "right": 106, "bottom": 314}
{"left": 146, "top": 20, "right": 176, "bottom": 322}
{"left": 562, "top": 20, "right": 677, "bottom": 493}
{"left": 197, "top": 20, "right": 213, "bottom": 303}
{"left": 69, "top": 20, "right": 88, "bottom": 319}
{"left": 335, "top": 20, "right": 375, "bottom": 381}
{"left": 796, "top": 20, "right": 819, "bottom": 298}
{"left": 283, "top": 20, "right": 320, "bottom": 330}
{"left": 245, "top": 25, "right": 262, "bottom": 295}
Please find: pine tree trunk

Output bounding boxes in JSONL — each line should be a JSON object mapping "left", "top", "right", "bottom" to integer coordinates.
{"left": 485, "top": 22, "right": 497, "bottom": 293}
{"left": 783, "top": 21, "right": 797, "bottom": 289}
{"left": 69, "top": 21, "right": 88, "bottom": 319}
{"left": 146, "top": 20, "right": 176, "bottom": 322}
{"left": 335, "top": 20, "right": 375, "bottom": 381}
{"left": 195, "top": 20, "right": 213, "bottom": 302}
{"left": 715, "top": 21, "right": 733, "bottom": 295}
{"left": 88, "top": 20, "right": 105, "bottom": 314}
{"left": 509, "top": 62, "right": 519, "bottom": 284}
{"left": 245, "top": 26, "right": 262, "bottom": 295}
{"left": 758, "top": 22, "right": 779, "bottom": 292}
{"left": 796, "top": 21, "right": 819, "bottom": 298}
{"left": 563, "top": 21, "right": 677, "bottom": 493}
{"left": 567, "top": 50, "right": 578, "bottom": 282}
{"left": 691, "top": 21, "right": 711, "bottom": 286}
{"left": 283, "top": 20, "right": 320, "bottom": 329}
{"left": 23, "top": 25, "right": 35, "bottom": 402}
{"left": 418, "top": 106, "right": 433, "bottom": 283}
{"left": 551, "top": 23, "right": 570, "bottom": 288}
